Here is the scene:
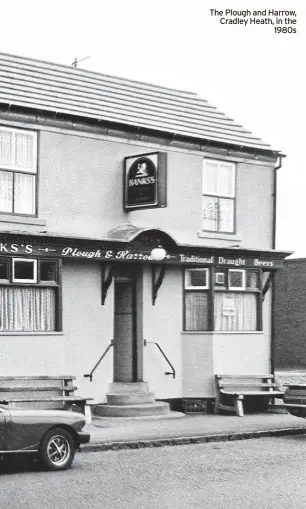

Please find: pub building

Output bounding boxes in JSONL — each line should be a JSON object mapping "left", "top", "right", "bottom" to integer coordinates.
{"left": 0, "top": 52, "right": 290, "bottom": 416}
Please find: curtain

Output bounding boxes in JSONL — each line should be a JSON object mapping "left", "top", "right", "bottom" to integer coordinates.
{"left": 219, "top": 198, "right": 234, "bottom": 232}
{"left": 15, "top": 132, "right": 34, "bottom": 170}
{"left": 217, "top": 163, "right": 234, "bottom": 196}
{"left": 202, "top": 196, "right": 234, "bottom": 232}
{"left": 0, "top": 287, "right": 56, "bottom": 331}
{"left": 203, "top": 161, "right": 219, "bottom": 194}
{"left": 14, "top": 174, "right": 35, "bottom": 214}
{"left": 203, "top": 160, "right": 234, "bottom": 197}
{"left": 0, "top": 129, "right": 13, "bottom": 167}
{"left": 214, "top": 292, "right": 257, "bottom": 331}
{"left": 202, "top": 196, "right": 218, "bottom": 231}
{"left": 185, "top": 292, "right": 208, "bottom": 331}
{"left": 202, "top": 160, "right": 235, "bottom": 232}
{"left": 0, "top": 171, "right": 13, "bottom": 212}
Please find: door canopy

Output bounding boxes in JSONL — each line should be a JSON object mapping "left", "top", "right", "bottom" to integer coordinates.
{"left": 105, "top": 224, "right": 177, "bottom": 251}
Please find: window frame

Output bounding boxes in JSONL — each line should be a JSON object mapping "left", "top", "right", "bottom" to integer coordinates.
{"left": 228, "top": 269, "right": 246, "bottom": 291}
{"left": 215, "top": 271, "right": 226, "bottom": 286}
{"left": 12, "top": 258, "right": 38, "bottom": 284}
{"left": 0, "top": 126, "right": 37, "bottom": 172}
{"left": 0, "top": 126, "right": 37, "bottom": 216}
{"left": 202, "top": 159, "right": 236, "bottom": 234}
{"left": 39, "top": 259, "right": 58, "bottom": 284}
{"left": 185, "top": 268, "right": 210, "bottom": 290}
{"left": 0, "top": 257, "right": 62, "bottom": 332}
{"left": 183, "top": 267, "right": 262, "bottom": 332}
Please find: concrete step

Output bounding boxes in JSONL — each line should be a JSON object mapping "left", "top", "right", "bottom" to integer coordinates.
{"left": 91, "top": 411, "right": 185, "bottom": 422}
{"left": 106, "top": 392, "right": 155, "bottom": 405}
{"left": 108, "top": 382, "right": 149, "bottom": 394}
{"left": 95, "top": 401, "right": 170, "bottom": 418}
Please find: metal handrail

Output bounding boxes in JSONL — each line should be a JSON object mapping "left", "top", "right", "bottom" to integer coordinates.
{"left": 144, "top": 339, "right": 175, "bottom": 378}
{"left": 84, "top": 340, "right": 114, "bottom": 382}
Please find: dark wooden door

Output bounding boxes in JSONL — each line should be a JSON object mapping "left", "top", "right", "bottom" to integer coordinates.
{"left": 113, "top": 266, "right": 143, "bottom": 383}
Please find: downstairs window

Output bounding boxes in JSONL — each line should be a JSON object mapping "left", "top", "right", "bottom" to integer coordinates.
{"left": 184, "top": 268, "right": 260, "bottom": 332}
{"left": 0, "top": 258, "right": 60, "bottom": 332}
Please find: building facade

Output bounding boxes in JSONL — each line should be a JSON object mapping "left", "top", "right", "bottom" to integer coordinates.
{"left": 0, "top": 53, "right": 289, "bottom": 413}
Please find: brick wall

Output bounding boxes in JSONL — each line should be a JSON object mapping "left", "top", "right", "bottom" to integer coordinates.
{"left": 274, "top": 260, "right": 306, "bottom": 369}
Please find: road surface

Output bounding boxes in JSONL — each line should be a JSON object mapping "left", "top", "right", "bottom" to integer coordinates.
{"left": 1, "top": 435, "right": 306, "bottom": 508}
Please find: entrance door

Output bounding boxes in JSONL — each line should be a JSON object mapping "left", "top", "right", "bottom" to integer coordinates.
{"left": 113, "top": 265, "right": 143, "bottom": 383}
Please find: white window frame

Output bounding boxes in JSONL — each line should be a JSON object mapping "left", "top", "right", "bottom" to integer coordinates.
{"left": 185, "top": 268, "right": 209, "bottom": 290}
{"left": 202, "top": 159, "right": 235, "bottom": 198}
{"left": 12, "top": 258, "right": 38, "bottom": 283}
{"left": 0, "top": 126, "right": 37, "bottom": 173}
{"left": 228, "top": 269, "right": 246, "bottom": 291}
{"left": 215, "top": 272, "right": 225, "bottom": 285}
{"left": 0, "top": 126, "right": 37, "bottom": 215}
{"left": 202, "top": 159, "right": 236, "bottom": 233}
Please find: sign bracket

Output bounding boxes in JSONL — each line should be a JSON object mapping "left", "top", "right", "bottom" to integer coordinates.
{"left": 101, "top": 265, "right": 113, "bottom": 305}
{"left": 152, "top": 265, "right": 166, "bottom": 305}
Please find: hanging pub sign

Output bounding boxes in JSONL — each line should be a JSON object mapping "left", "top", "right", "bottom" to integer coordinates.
{"left": 124, "top": 152, "right": 167, "bottom": 210}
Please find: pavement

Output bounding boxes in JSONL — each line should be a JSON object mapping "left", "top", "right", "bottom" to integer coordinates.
{"left": 82, "top": 409, "right": 306, "bottom": 452}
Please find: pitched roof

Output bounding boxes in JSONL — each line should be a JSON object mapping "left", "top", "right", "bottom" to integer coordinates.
{"left": 0, "top": 52, "right": 275, "bottom": 152}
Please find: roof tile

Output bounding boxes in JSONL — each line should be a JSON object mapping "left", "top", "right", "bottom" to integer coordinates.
{"left": 0, "top": 53, "right": 275, "bottom": 152}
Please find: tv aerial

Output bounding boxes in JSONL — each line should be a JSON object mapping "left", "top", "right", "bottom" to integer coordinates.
{"left": 71, "top": 56, "right": 90, "bottom": 68}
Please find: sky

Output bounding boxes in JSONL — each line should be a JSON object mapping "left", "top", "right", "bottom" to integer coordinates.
{"left": 0, "top": 0, "right": 305, "bottom": 254}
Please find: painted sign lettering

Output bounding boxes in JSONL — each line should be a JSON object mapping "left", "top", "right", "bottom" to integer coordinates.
{"left": 180, "top": 255, "right": 214, "bottom": 264}
{"left": 0, "top": 240, "right": 283, "bottom": 268}
{"left": 0, "top": 243, "right": 33, "bottom": 254}
{"left": 218, "top": 256, "right": 246, "bottom": 267}
{"left": 61, "top": 247, "right": 102, "bottom": 259}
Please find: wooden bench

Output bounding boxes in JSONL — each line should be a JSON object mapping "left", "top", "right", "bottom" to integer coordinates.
{"left": 214, "top": 374, "right": 284, "bottom": 417}
{"left": 0, "top": 376, "right": 93, "bottom": 424}
{"left": 282, "top": 384, "right": 306, "bottom": 418}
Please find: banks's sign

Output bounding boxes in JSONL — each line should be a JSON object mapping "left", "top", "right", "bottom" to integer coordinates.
{"left": 124, "top": 152, "right": 167, "bottom": 210}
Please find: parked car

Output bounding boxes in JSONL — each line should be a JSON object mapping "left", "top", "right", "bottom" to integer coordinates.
{"left": 0, "top": 400, "right": 90, "bottom": 470}
{"left": 283, "top": 384, "right": 306, "bottom": 418}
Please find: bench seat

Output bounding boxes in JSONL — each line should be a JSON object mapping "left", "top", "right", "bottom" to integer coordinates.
{"left": 215, "top": 374, "right": 284, "bottom": 417}
{"left": 221, "top": 390, "right": 284, "bottom": 397}
{"left": 6, "top": 396, "right": 94, "bottom": 424}
{"left": 0, "top": 376, "right": 93, "bottom": 424}
{"left": 0, "top": 386, "right": 78, "bottom": 392}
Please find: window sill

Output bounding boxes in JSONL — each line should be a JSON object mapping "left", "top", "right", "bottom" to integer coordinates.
{"left": 0, "top": 214, "right": 47, "bottom": 227}
{"left": 0, "top": 332, "right": 63, "bottom": 336}
{"left": 197, "top": 231, "right": 241, "bottom": 243}
{"left": 181, "top": 331, "right": 263, "bottom": 335}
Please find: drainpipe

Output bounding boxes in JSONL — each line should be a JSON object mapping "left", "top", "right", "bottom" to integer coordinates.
{"left": 270, "top": 155, "right": 284, "bottom": 375}
{"left": 272, "top": 155, "right": 283, "bottom": 250}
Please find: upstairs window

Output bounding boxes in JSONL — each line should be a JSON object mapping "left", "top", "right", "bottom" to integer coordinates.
{"left": 202, "top": 159, "right": 235, "bottom": 233}
{"left": 0, "top": 127, "right": 37, "bottom": 215}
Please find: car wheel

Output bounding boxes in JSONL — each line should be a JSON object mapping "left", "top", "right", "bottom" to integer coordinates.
{"left": 40, "top": 427, "right": 75, "bottom": 471}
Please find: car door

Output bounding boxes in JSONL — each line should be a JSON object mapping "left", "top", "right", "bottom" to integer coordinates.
{"left": 0, "top": 407, "right": 7, "bottom": 450}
